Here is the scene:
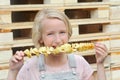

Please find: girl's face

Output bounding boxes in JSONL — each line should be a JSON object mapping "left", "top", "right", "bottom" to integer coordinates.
{"left": 40, "top": 18, "right": 69, "bottom": 48}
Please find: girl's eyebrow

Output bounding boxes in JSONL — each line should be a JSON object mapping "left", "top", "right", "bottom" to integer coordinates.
{"left": 45, "top": 30, "right": 54, "bottom": 33}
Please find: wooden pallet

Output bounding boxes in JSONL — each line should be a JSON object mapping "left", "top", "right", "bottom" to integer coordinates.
{"left": 0, "top": 1, "right": 120, "bottom": 80}
{"left": 111, "top": 64, "right": 120, "bottom": 80}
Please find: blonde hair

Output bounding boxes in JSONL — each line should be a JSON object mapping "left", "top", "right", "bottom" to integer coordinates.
{"left": 32, "top": 9, "right": 72, "bottom": 48}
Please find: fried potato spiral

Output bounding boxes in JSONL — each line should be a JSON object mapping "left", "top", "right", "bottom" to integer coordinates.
{"left": 24, "top": 43, "right": 94, "bottom": 58}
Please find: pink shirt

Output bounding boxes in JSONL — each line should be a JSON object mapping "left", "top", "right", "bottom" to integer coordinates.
{"left": 17, "top": 54, "right": 93, "bottom": 80}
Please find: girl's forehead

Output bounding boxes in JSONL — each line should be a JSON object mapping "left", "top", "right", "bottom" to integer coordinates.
{"left": 42, "top": 18, "right": 63, "bottom": 23}
{"left": 41, "top": 18, "right": 67, "bottom": 31}
{"left": 42, "top": 18, "right": 66, "bottom": 27}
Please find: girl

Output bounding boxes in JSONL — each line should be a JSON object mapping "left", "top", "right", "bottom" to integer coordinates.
{"left": 7, "top": 9, "right": 108, "bottom": 80}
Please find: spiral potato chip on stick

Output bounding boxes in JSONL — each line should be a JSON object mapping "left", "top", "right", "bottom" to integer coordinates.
{"left": 24, "top": 43, "right": 94, "bottom": 58}
{"left": 24, "top": 49, "right": 32, "bottom": 58}
{"left": 30, "top": 48, "right": 39, "bottom": 56}
{"left": 39, "top": 47, "right": 54, "bottom": 56}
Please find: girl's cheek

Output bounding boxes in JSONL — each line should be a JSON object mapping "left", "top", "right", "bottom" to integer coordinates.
{"left": 62, "top": 36, "right": 69, "bottom": 42}
{"left": 48, "top": 36, "right": 55, "bottom": 41}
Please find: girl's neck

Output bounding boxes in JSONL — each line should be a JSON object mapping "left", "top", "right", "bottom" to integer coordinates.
{"left": 45, "top": 53, "right": 68, "bottom": 67}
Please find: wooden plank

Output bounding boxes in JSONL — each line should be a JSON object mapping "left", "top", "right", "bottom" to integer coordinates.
{"left": 0, "top": 22, "right": 33, "bottom": 30}
{"left": 108, "top": 2, "right": 120, "bottom": 6}
{"left": 110, "top": 48, "right": 120, "bottom": 53}
{"left": 91, "top": 8, "right": 109, "bottom": 19}
{"left": 103, "top": 24, "right": 120, "bottom": 32}
{"left": 0, "top": 11, "right": 11, "bottom": 15}
{"left": 110, "top": 20, "right": 120, "bottom": 24}
{"left": 111, "top": 64, "right": 120, "bottom": 80}
{"left": 103, "top": 0, "right": 120, "bottom": 2}
{"left": 110, "top": 6, "right": 120, "bottom": 20}
{"left": 110, "top": 52, "right": 120, "bottom": 80}
{"left": 0, "top": 50, "right": 12, "bottom": 64}
{"left": 44, "top": 0, "right": 64, "bottom": 4}
{"left": 64, "top": 0, "right": 77, "bottom": 4}
{"left": 0, "top": 62, "right": 9, "bottom": 80}
{"left": 70, "top": 33, "right": 110, "bottom": 42}
{"left": 0, "top": 32, "right": 13, "bottom": 43}
{"left": 0, "top": 0, "right": 11, "bottom": 24}
{"left": 111, "top": 63, "right": 120, "bottom": 69}
{"left": 64, "top": 2, "right": 109, "bottom": 6}
{"left": 70, "top": 32, "right": 120, "bottom": 42}
{"left": 0, "top": 69, "right": 8, "bottom": 80}
{"left": 0, "top": 63, "right": 9, "bottom": 70}
{"left": 0, "top": 38, "right": 31, "bottom": 50}
{"left": 0, "top": 29, "right": 11, "bottom": 33}
{"left": 111, "top": 52, "right": 120, "bottom": 66}
{"left": 0, "top": 0, "right": 10, "bottom": 5}
{"left": 110, "top": 34, "right": 120, "bottom": 49}
{"left": 0, "top": 4, "right": 109, "bottom": 12}
{"left": 111, "top": 69, "right": 120, "bottom": 80}
{"left": 0, "top": 11, "right": 11, "bottom": 23}
{"left": 12, "top": 39, "right": 33, "bottom": 47}
{"left": 0, "top": 47, "right": 11, "bottom": 51}
{"left": 0, "top": 4, "right": 62, "bottom": 11}
{"left": 70, "top": 18, "right": 110, "bottom": 25}
{"left": 72, "top": 25, "right": 79, "bottom": 36}
{"left": 91, "top": 64, "right": 110, "bottom": 71}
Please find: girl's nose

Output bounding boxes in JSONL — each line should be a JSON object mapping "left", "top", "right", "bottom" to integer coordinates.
{"left": 54, "top": 34, "right": 62, "bottom": 44}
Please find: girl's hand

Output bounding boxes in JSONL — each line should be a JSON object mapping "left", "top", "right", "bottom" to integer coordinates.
{"left": 9, "top": 51, "right": 24, "bottom": 71}
{"left": 95, "top": 43, "right": 108, "bottom": 64}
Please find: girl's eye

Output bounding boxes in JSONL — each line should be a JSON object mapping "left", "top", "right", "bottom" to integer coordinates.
{"left": 60, "top": 31, "right": 66, "bottom": 34}
{"left": 47, "top": 33, "right": 53, "bottom": 35}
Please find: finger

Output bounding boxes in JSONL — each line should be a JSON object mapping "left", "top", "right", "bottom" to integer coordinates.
{"left": 95, "top": 46, "right": 105, "bottom": 53}
{"left": 15, "top": 51, "right": 25, "bottom": 58}
{"left": 96, "top": 45, "right": 108, "bottom": 54}
{"left": 95, "top": 44, "right": 108, "bottom": 54}
{"left": 95, "top": 43, "right": 107, "bottom": 51}
{"left": 11, "top": 56, "right": 19, "bottom": 63}
{"left": 11, "top": 51, "right": 24, "bottom": 63}
{"left": 95, "top": 49, "right": 105, "bottom": 56}
{"left": 95, "top": 48, "right": 108, "bottom": 57}
{"left": 15, "top": 51, "right": 22, "bottom": 56}
{"left": 95, "top": 50, "right": 106, "bottom": 63}
{"left": 95, "top": 45, "right": 107, "bottom": 56}
{"left": 14, "top": 54, "right": 23, "bottom": 61}
{"left": 19, "top": 50, "right": 25, "bottom": 57}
